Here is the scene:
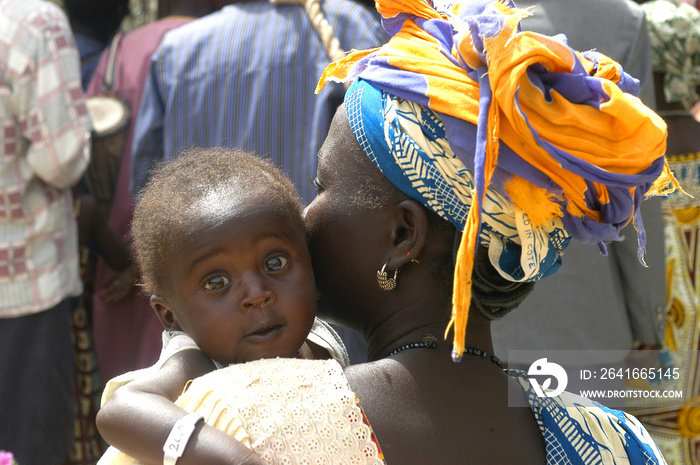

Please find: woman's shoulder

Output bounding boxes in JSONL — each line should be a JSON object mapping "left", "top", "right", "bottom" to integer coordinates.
{"left": 342, "top": 358, "right": 547, "bottom": 464}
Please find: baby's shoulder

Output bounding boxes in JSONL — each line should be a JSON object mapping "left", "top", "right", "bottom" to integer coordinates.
{"left": 306, "top": 318, "right": 351, "bottom": 367}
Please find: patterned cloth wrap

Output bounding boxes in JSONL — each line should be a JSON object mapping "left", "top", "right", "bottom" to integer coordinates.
{"left": 317, "top": 0, "right": 680, "bottom": 360}
{"left": 508, "top": 370, "right": 668, "bottom": 465}
{"left": 642, "top": 0, "right": 700, "bottom": 108}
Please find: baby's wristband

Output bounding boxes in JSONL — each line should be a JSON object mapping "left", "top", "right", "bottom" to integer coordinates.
{"left": 163, "top": 412, "right": 205, "bottom": 465}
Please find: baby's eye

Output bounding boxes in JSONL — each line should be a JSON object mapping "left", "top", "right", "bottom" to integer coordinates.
{"left": 265, "top": 256, "right": 288, "bottom": 272}
{"left": 204, "top": 275, "right": 230, "bottom": 290}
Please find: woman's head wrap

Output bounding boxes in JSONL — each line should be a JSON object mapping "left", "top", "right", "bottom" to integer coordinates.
{"left": 316, "top": 0, "right": 680, "bottom": 361}
{"left": 642, "top": 0, "right": 700, "bottom": 108}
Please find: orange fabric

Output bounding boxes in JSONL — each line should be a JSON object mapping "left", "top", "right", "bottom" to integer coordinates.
{"left": 317, "top": 0, "right": 679, "bottom": 360}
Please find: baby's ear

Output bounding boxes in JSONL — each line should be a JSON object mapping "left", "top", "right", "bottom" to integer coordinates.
{"left": 150, "top": 295, "right": 181, "bottom": 331}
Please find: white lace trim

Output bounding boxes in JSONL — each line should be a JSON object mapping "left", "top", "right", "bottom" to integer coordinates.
{"left": 175, "top": 358, "right": 385, "bottom": 465}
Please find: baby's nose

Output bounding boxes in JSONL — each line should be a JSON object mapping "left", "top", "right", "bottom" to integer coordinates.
{"left": 241, "top": 294, "right": 274, "bottom": 310}
{"left": 239, "top": 273, "right": 275, "bottom": 310}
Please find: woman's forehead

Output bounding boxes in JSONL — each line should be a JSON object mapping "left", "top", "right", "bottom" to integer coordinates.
{"left": 319, "top": 108, "right": 367, "bottom": 175}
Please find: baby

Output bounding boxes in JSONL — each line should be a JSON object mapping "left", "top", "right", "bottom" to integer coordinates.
{"left": 96, "top": 147, "right": 352, "bottom": 465}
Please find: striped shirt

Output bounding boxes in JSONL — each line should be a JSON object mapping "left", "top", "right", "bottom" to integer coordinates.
{"left": 0, "top": 0, "right": 92, "bottom": 316}
{"left": 130, "top": 0, "right": 388, "bottom": 204}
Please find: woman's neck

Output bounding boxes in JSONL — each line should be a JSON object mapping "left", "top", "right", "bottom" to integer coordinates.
{"left": 364, "top": 309, "right": 494, "bottom": 362}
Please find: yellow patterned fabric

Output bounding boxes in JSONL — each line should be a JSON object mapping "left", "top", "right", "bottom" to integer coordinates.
{"left": 627, "top": 152, "right": 700, "bottom": 465}
{"left": 99, "top": 358, "right": 385, "bottom": 465}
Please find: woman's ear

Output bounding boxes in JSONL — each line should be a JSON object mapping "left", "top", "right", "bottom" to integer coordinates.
{"left": 150, "top": 295, "right": 182, "bottom": 331}
{"left": 388, "top": 199, "right": 430, "bottom": 267}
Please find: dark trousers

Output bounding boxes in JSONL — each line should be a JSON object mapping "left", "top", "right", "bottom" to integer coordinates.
{"left": 0, "top": 299, "right": 76, "bottom": 465}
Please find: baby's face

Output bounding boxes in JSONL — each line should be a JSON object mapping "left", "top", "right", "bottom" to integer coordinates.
{"left": 160, "top": 204, "right": 316, "bottom": 365}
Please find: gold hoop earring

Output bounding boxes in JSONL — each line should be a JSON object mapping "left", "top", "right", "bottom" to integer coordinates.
{"left": 377, "top": 261, "right": 399, "bottom": 291}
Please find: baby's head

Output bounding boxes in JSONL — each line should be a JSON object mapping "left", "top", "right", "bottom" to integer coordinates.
{"left": 132, "top": 147, "right": 317, "bottom": 365}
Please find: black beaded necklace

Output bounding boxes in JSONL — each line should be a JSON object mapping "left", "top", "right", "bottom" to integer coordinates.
{"left": 388, "top": 334, "right": 503, "bottom": 368}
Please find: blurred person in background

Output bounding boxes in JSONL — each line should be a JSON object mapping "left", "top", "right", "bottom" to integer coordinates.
{"left": 86, "top": 0, "right": 232, "bottom": 387}
{"left": 0, "top": 0, "right": 92, "bottom": 463}
{"left": 626, "top": 2, "right": 700, "bottom": 463}
{"left": 63, "top": 0, "right": 130, "bottom": 89}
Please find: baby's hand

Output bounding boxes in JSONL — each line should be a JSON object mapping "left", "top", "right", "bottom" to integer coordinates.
{"left": 174, "top": 421, "right": 266, "bottom": 465}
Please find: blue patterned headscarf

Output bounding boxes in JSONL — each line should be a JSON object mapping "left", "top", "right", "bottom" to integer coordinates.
{"left": 345, "top": 80, "right": 571, "bottom": 284}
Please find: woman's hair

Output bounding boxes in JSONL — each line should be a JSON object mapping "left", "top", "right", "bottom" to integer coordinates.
{"left": 131, "top": 147, "right": 304, "bottom": 295}
{"left": 468, "top": 241, "right": 536, "bottom": 320}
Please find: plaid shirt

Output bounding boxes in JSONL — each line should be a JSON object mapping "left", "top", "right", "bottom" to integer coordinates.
{"left": 0, "top": 0, "right": 92, "bottom": 316}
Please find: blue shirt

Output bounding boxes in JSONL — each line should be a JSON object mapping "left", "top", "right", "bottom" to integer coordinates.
{"left": 130, "top": 0, "right": 388, "bottom": 204}
{"left": 73, "top": 31, "right": 106, "bottom": 90}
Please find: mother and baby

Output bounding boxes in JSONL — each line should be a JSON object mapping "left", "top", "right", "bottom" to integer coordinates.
{"left": 95, "top": 0, "right": 679, "bottom": 463}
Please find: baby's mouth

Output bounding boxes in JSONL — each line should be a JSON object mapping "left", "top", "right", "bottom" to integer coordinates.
{"left": 247, "top": 324, "right": 283, "bottom": 337}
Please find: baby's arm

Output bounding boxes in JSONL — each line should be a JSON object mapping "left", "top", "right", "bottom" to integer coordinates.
{"left": 97, "top": 349, "right": 264, "bottom": 465}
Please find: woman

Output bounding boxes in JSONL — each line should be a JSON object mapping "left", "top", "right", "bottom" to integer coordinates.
{"left": 304, "top": 106, "right": 550, "bottom": 463}
{"left": 97, "top": 0, "right": 677, "bottom": 463}
{"left": 305, "top": 0, "right": 676, "bottom": 462}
